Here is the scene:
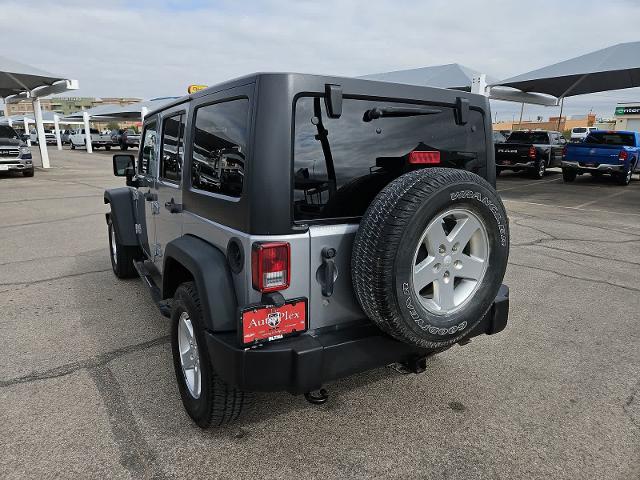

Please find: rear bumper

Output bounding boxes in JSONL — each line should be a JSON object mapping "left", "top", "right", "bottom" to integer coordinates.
{"left": 496, "top": 160, "right": 535, "bottom": 169}
{"left": 205, "top": 285, "right": 509, "bottom": 394}
{"left": 562, "top": 160, "right": 624, "bottom": 173}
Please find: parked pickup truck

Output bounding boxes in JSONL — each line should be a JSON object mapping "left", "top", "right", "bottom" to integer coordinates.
{"left": 0, "top": 125, "right": 33, "bottom": 177}
{"left": 70, "top": 128, "right": 112, "bottom": 150}
{"left": 110, "top": 128, "right": 140, "bottom": 150}
{"left": 495, "top": 130, "right": 566, "bottom": 179}
{"left": 30, "top": 129, "right": 57, "bottom": 145}
{"left": 562, "top": 130, "right": 640, "bottom": 185}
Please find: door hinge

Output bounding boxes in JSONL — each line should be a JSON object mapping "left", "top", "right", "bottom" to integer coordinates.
{"left": 151, "top": 201, "right": 160, "bottom": 215}
{"left": 135, "top": 223, "right": 142, "bottom": 234}
{"left": 153, "top": 243, "right": 163, "bottom": 257}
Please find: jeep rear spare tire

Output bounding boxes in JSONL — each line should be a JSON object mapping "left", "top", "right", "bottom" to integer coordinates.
{"left": 352, "top": 168, "right": 509, "bottom": 349}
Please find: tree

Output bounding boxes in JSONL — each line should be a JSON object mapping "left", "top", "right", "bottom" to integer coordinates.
{"left": 106, "top": 121, "right": 120, "bottom": 131}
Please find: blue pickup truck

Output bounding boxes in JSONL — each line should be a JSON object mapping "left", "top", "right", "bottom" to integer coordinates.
{"left": 562, "top": 130, "right": 640, "bottom": 185}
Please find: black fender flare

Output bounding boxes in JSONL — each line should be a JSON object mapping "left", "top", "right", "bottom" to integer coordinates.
{"left": 104, "top": 187, "right": 138, "bottom": 246}
{"left": 163, "top": 235, "right": 238, "bottom": 332}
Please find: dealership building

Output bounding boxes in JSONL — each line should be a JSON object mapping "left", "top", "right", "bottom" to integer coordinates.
{"left": 613, "top": 103, "right": 640, "bottom": 131}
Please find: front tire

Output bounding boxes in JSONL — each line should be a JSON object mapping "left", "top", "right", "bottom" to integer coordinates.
{"left": 23, "top": 169, "right": 34, "bottom": 177}
{"left": 70, "top": 142, "right": 75, "bottom": 150}
{"left": 105, "top": 145, "right": 111, "bottom": 151}
{"left": 107, "top": 218, "right": 140, "bottom": 278}
{"left": 171, "top": 282, "right": 248, "bottom": 428}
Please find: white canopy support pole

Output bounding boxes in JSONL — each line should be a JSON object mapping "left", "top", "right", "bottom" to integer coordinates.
{"left": 2, "top": 99, "right": 8, "bottom": 118}
{"left": 32, "top": 97, "right": 50, "bottom": 168}
{"left": 517, "top": 102, "right": 525, "bottom": 129}
{"left": 471, "top": 74, "right": 488, "bottom": 96}
{"left": 24, "top": 117, "right": 31, "bottom": 146}
{"left": 82, "top": 111, "right": 92, "bottom": 153}
{"left": 556, "top": 97, "right": 565, "bottom": 131}
{"left": 141, "top": 106, "right": 149, "bottom": 122}
{"left": 7, "top": 118, "right": 12, "bottom": 127}
{"left": 53, "top": 114, "right": 62, "bottom": 150}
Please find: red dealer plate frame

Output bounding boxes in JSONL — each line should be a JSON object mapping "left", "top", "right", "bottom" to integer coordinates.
{"left": 239, "top": 298, "right": 307, "bottom": 347}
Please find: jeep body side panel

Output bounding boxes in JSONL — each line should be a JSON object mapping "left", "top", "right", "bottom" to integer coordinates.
{"left": 181, "top": 211, "right": 311, "bottom": 312}
{"left": 103, "top": 187, "right": 140, "bottom": 246}
{"left": 162, "top": 235, "right": 238, "bottom": 332}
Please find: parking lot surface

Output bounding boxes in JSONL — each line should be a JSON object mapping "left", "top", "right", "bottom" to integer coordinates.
{"left": 1, "top": 150, "right": 639, "bottom": 480}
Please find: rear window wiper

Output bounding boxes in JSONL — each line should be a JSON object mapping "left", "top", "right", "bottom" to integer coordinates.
{"left": 363, "top": 106, "right": 442, "bottom": 122}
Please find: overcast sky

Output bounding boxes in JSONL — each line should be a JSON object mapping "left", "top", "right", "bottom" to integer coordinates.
{"left": 3, "top": 0, "right": 640, "bottom": 121}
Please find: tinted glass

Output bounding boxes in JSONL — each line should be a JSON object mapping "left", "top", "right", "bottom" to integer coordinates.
{"left": 585, "top": 132, "right": 635, "bottom": 146}
{"left": 293, "top": 96, "right": 486, "bottom": 221}
{"left": 160, "top": 114, "right": 185, "bottom": 183}
{"left": 140, "top": 121, "right": 158, "bottom": 174}
{"left": 573, "top": 128, "right": 587, "bottom": 133}
{"left": 0, "top": 126, "right": 18, "bottom": 138}
{"left": 506, "top": 131, "right": 549, "bottom": 144}
{"left": 191, "top": 99, "right": 248, "bottom": 198}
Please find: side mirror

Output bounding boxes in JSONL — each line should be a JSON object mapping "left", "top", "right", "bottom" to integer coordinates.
{"left": 113, "top": 154, "right": 135, "bottom": 177}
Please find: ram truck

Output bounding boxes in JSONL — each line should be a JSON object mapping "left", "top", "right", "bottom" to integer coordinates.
{"left": 562, "top": 130, "right": 640, "bottom": 185}
{"left": 70, "top": 128, "right": 112, "bottom": 150}
{"left": 495, "top": 130, "right": 566, "bottom": 178}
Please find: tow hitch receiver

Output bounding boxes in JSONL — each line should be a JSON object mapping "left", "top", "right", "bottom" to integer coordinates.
{"left": 304, "top": 388, "right": 329, "bottom": 405}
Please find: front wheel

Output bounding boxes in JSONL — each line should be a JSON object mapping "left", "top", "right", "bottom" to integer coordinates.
{"left": 120, "top": 143, "right": 128, "bottom": 151}
{"left": 23, "top": 169, "right": 34, "bottom": 177}
{"left": 562, "top": 168, "right": 577, "bottom": 182}
{"left": 70, "top": 142, "right": 75, "bottom": 150}
{"left": 105, "top": 145, "right": 111, "bottom": 151}
{"left": 171, "top": 282, "right": 248, "bottom": 428}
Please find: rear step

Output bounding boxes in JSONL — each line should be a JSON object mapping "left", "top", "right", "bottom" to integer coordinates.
{"left": 133, "top": 260, "right": 172, "bottom": 318}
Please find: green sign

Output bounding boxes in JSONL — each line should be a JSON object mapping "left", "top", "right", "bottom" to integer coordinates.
{"left": 615, "top": 105, "right": 640, "bottom": 115}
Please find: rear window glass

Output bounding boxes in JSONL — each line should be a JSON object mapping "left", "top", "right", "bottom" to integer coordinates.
{"left": 293, "top": 96, "right": 486, "bottom": 221}
{"left": 585, "top": 132, "right": 635, "bottom": 146}
{"left": 506, "top": 131, "right": 549, "bottom": 144}
{"left": 573, "top": 128, "right": 587, "bottom": 133}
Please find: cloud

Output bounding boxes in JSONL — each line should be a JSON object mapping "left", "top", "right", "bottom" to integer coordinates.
{"left": 2, "top": 0, "right": 639, "bottom": 119}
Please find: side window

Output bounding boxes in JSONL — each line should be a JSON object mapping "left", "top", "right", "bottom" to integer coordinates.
{"left": 191, "top": 99, "right": 249, "bottom": 198}
{"left": 160, "top": 114, "right": 185, "bottom": 183}
{"left": 140, "top": 120, "right": 158, "bottom": 175}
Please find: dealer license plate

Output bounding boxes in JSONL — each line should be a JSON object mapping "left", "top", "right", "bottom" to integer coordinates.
{"left": 240, "top": 298, "right": 307, "bottom": 346}
{"left": 0, "top": 165, "right": 9, "bottom": 171}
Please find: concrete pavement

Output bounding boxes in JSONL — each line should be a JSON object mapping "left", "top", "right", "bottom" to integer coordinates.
{"left": 1, "top": 149, "right": 638, "bottom": 479}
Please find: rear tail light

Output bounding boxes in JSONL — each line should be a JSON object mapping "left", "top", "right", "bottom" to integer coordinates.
{"left": 251, "top": 242, "right": 290, "bottom": 292}
{"left": 619, "top": 150, "right": 628, "bottom": 163}
{"left": 409, "top": 150, "right": 440, "bottom": 165}
{"left": 528, "top": 146, "right": 536, "bottom": 159}
{"left": 562, "top": 146, "right": 568, "bottom": 158}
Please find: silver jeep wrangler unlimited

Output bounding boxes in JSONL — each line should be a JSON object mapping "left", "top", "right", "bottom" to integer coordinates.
{"left": 105, "top": 73, "right": 510, "bottom": 428}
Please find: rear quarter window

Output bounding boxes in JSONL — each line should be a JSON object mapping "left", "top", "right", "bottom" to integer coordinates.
{"left": 293, "top": 96, "right": 486, "bottom": 222}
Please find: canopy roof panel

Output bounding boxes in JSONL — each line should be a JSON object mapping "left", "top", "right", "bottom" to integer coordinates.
{"left": 65, "top": 97, "right": 178, "bottom": 120}
{"left": 360, "top": 63, "right": 499, "bottom": 91}
{"left": 0, "top": 55, "right": 67, "bottom": 97}
{"left": 493, "top": 41, "right": 640, "bottom": 98}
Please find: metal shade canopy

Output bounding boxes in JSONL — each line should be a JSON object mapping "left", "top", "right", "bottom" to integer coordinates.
{"left": 493, "top": 41, "right": 640, "bottom": 98}
{"left": 360, "top": 63, "right": 500, "bottom": 91}
{"left": 0, "top": 55, "right": 66, "bottom": 97}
